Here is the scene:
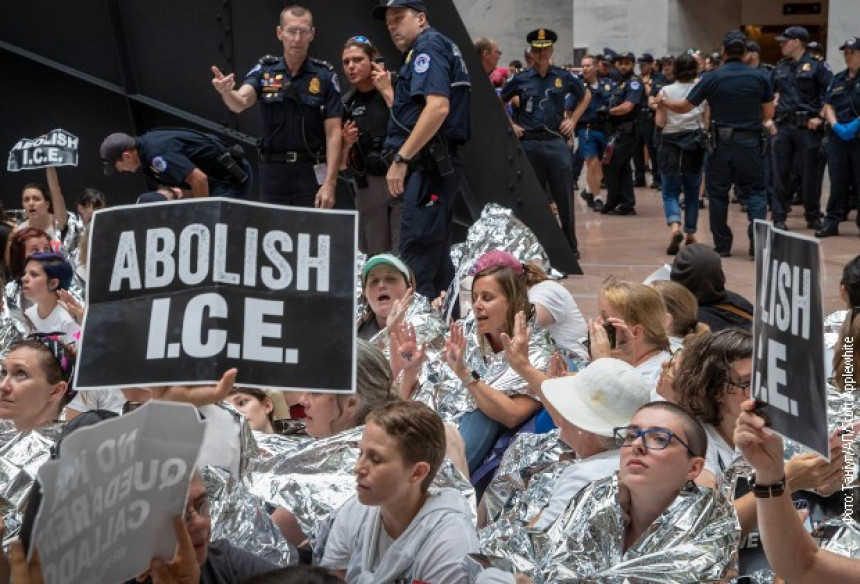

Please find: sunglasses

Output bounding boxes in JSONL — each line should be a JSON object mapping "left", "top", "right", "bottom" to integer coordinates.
{"left": 350, "top": 35, "right": 373, "bottom": 46}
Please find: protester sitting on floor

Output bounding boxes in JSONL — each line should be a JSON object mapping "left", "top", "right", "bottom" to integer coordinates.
{"left": 670, "top": 243, "right": 754, "bottom": 332}
{"left": 530, "top": 358, "right": 651, "bottom": 529}
{"left": 735, "top": 399, "right": 860, "bottom": 582}
{"left": 320, "top": 401, "right": 477, "bottom": 584}
{"left": 672, "top": 329, "right": 843, "bottom": 536}
{"left": 21, "top": 253, "right": 79, "bottom": 344}
{"left": 7, "top": 228, "right": 52, "bottom": 284}
{"left": 0, "top": 336, "right": 75, "bottom": 432}
{"left": 242, "top": 566, "right": 345, "bottom": 583}
{"left": 357, "top": 254, "right": 416, "bottom": 341}
{"left": 227, "top": 387, "right": 275, "bottom": 434}
{"left": 588, "top": 280, "right": 672, "bottom": 388}
{"left": 833, "top": 255, "right": 859, "bottom": 391}
{"left": 650, "top": 279, "right": 709, "bottom": 351}
{"left": 443, "top": 251, "right": 550, "bottom": 474}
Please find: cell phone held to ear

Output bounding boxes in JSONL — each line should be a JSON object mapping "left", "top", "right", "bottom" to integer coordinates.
{"left": 585, "top": 322, "right": 617, "bottom": 357}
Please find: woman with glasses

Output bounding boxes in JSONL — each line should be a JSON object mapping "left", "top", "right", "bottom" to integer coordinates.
{"left": 340, "top": 36, "right": 401, "bottom": 256}
{"left": 672, "top": 329, "right": 843, "bottom": 536}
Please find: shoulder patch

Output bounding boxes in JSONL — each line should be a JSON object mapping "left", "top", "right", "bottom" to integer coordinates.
{"left": 151, "top": 156, "right": 167, "bottom": 173}
{"left": 414, "top": 53, "right": 431, "bottom": 74}
{"left": 630, "top": 80, "right": 641, "bottom": 90}
{"left": 258, "top": 55, "right": 279, "bottom": 66}
{"left": 331, "top": 72, "right": 340, "bottom": 93}
{"left": 245, "top": 63, "right": 262, "bottom": 77}
{"left": 309, "top": 57, "right": 335, "bottom": 71}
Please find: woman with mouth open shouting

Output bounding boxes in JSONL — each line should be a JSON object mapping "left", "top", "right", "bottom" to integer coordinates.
{"left": 356, "top": 254, "right": 415, "bottom": 341}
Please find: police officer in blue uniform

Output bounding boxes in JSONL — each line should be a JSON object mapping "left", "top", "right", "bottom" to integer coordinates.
{"left": 372, "top": 0, "right": 471, "bottom": 301}
{"left": 633, "top": 53, "right": 660, "bottom": 189}
{"left": 575, "top": 54, "right": 616, "bottom": 211}
{"left": 211, "top": 4, "right": 342, "bottom": 208}
{"left": 601, "top": 51, "right": 644, "bottom": 216}
{"left": 770, "top": 26, "right": 833, "bottom": 231}
{"left": 502, "top": 28, "right": 589, "bottom": 256}
{"left": 817, "top": 36, "right": 860, "bottom": 238}
{"left": 100, "top": 129, "right": 251, "bottom": 198}
{"left": 661, "top": 30, "right": 774, "bottom": 258}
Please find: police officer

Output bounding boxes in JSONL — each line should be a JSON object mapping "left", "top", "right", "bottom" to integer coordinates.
{"left": 661, "top": 30, "right": 774, "bottom": 258}
{"left": 210, "top": 4, "right": 342, "bottom": 208}
{"left": 575, "top": 55, "right": 616, "bottom": 211}
{"left": 99, "top": 129, "right": 251, "bottom": 198}
{"left": 502, "top": 28, "right": 589, "bottom": 256}
{"left": 373, "top": 0, "right": 471, "bottom": 301}
{"left": 817, "top": 36, "right": 860, "bottom": 238}
{"left": 339, "top": 35, "right": 401, "bottom": 255}
{"left": 601, "top": 51, "right": 644, "bottom": 216}
{"left": 770, "top": 26, "right": 833, "bottom": 231}
{"left": 738, "top": 40, "right": 775, "bottom": 212}
{"left": 634, "top": 53, "right": 660, "bottom": 188}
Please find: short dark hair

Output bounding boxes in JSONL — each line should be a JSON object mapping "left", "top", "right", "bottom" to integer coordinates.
{"left": 77, "top": 188, "right": 107, "bottom": 209}
{"left": 673, "top": 329, "right": 753, "bottom": 425}
{"left": 22, "top": 183, "right": 52, "bottom": 213}
{"left": 343, "top": 36, "right": 378, "bottom": 60}
{"left": 242, "top": 566, "right": 344, "bottom": 584}
{"left": 366, "top": 401, "right": 445, "bottom": 491}
{"left": 280, "top": 4, "right": 312, "bottom": 26}
{"left": 840, "top": 255, "right": 860, "bottom": 307}
{"left": 673, "top": 53, "right": 699, "bottom": 82}
{"left": 634, "top": 401, "right": 708, "bottom": 458}
{"left": 25, "top": 252, "right": 74, "bottom": 291}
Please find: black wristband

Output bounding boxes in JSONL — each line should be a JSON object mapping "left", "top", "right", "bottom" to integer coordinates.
{"left": 750, "top": 472, "right": 787, "bottom": 498}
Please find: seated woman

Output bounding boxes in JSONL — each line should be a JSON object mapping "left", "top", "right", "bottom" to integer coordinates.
{"left": 588, "top": 280, "right": 672, "bottom": 389}
{"left": 833, "top": 255, "right": 859, "bottom": 391}
{"left": 443, "top": 251, "right": 551, "bottom": 474}
{"left": 7, "top": 228, "right": 52, "bottom": 287}
{"left": 320, "top": 401, "right": 477, "bottom": 584}
{"left": 227, "top": 387, "right": 275, "bottom": 434}
{"left": 509, "top": 402, "right": 738, "bottom": 583}
{"left": 672, "top": 329, "right": 843, "bottom": 536}
{"left": 356, "top": 254, "right": 414, "bottom": 341}
{"left": 650, "top": 279, "right": 709, "bottom": 351}
{"left": 670, "top": 243, "right": 754, "bottom": 332}
{"left": 0, "top": 336, "right": 75, "bottom": 432}
{"left": 521, "top": 259, "right": 587, "bottom": 359}
{"left": 21, "top": 253, "right": 79, "bottom": 345}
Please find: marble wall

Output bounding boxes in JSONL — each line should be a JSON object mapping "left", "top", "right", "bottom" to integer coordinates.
{"left": 827, "top": 0, "right": 860, "bottom": 70}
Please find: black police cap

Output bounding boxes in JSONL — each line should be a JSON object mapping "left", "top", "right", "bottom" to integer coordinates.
{"left": 637, "top": 53, "right": 654, "bottom": 63}
{"left": 776, "top": 26, "right": 810, "bottom": 42}
{"left": 527, "top": 28, "right": 557, "bottom": 49}
{"left": 372, "top": 0, "right": 428, "bottom": 20}
{"left": 722, "top": 30, "right": 747, "bottom": 49}
{"left": 745, "top": 40, "right": 761, "bottom": 53}
{"left": 613, "top": 51, "right": 635, "bottom": 63}
{"left": 839, "top": 36, "right": 860, "bottom": 51}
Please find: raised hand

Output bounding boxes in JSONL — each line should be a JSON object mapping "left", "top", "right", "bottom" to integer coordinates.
{"left": 210, "top": 66, "right": 235, "bottom": 95}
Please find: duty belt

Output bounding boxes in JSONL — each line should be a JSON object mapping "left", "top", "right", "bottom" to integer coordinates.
{"left": 259, "top": 151, "right": 320, "bottom": 163}
{"left": 775, "top": 111, "right": 813, "bottom": 126}
{"left": 520, "top": 129, "right": 563, "bottom": 140}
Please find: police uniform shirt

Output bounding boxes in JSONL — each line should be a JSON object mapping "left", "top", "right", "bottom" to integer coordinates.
{"left": 136, "top": 130, "right": 229, "bottom": 187}
{"left": 649, "top": 72, "right": 669, "bottom": 98}
{"left": 825, "top": 70, "right": 860, "bottom": 123}
{"left": 578, "top": 77, "right": 617, "bottom": 124}
{"left": 501, "top": 66, "right": 586, "bottom": 131}
{"left": 687, "top": 60, "right": 774, "bottom": 131}
{"left": 772, "top": 52, "right": 833, "bottom": 115}
{"left": 386, "top": 27, "right": 471, "bottom": 152}
{"left": 243, "top": 57, "right": 343, "bottom": 153}
{"left": 611, "top": 74, "right": 645, "bottom": 122}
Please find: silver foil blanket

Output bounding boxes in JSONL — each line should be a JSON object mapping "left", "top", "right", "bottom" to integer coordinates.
{"left": 244, "top": 426, "right": 476, "bottom": 545}
{"left": 480, "top": 429, "right": 574, "bottom": 526}
{"left": 0, "top": 423, "right": 61, "bottom": 546}
{"left": 1, "top": 282, "right": 28, "bottom": 355}
{"left": 531, "top": 474, "right": 739, "bottom": 583}
{"left": 368, "top": 292, "right": 448, "bottom": 361}
{"left": 411, "top": 312, "right": 555, "bottom": 423}
{"left": 202, "top": 465, "right": 295, "bottom": 567}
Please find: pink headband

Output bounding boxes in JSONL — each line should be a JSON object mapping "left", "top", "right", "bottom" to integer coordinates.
{"left": 469, "top": 250, "right": 524, "bottom": 276}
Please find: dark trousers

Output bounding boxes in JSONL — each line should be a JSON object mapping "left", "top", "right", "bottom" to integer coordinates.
{"left": 706, "top": 137, "right": 767, "bottom": 253}
{"left": 521, "top": 138, "right": 578, "bottom": 252}
{"left": 633, "top": 115, "right": 658, "bottom": 182}
{"left": 399, "top": 158, "right": 463, "bottom": 300}
{"left": 771, "top": 124, "right": 823, "bottom": 222}
{"left": 259, "top": 160, "right": 317, "bottom": 207}
{"left": 571, "top": 144, "right": 585, "bottom": 187}
{"left": 824, "top": 135, "right": 860, "bottom": 227}
{"left": 603, "top": 130, "right": 637, "bottom": 213}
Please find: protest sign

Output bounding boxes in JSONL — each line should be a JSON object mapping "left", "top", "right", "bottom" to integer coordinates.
{"left": 7, "top": 129, "right": 79, "bottom": 171}
{"left": 32, "top": 401, "right": 206, "bottom": 584}
{"left": 75, "top": 198, "right": 358, "bottom": 392}
{"left": 752, "top": 220, "right": 828, "bottom": 459}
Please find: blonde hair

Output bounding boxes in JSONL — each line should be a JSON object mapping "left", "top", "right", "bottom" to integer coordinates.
{"left": 651, "top": 280, "right": 709, "bottom": 339}
{"left": 600, "top": 280, "right": 670, "bottom": 351}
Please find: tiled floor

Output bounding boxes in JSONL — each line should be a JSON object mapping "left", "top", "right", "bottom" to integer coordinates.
{"left": 560, "top": 182, "right": 859, "bottom": 320}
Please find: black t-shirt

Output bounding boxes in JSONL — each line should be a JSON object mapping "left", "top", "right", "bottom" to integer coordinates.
{"left": 345, "top": 89, "right": 389, "bottom": 140}
{"left": 128, "top": 540, "right": 277, "bottom": 584}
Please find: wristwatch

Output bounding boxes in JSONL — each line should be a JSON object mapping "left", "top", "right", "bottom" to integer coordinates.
{"left": 465, "top": 370, "right": 481, "bottom": 387}
{"left": 392, "top": 153, "right": 411, "bottom": 165}
{"left": 749, "top": 473, "right": 786, "bottom": 498}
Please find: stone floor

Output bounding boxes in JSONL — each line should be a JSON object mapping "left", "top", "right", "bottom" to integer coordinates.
{"left": 559, "top": 181, "right": 859, "bottom": 321}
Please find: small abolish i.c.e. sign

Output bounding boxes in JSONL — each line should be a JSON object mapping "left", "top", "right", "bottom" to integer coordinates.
{"left": 75, "top": 198, "right": 358, "bottom": 393}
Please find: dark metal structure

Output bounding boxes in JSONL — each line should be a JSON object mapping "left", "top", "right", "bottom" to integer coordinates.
{"left": 0, "top": 0, "right": 581, "bottom": 273}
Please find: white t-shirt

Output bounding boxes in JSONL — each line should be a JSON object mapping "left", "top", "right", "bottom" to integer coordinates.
{"left": 321, "top": 488, "right": 477, "bottom": 584}
{"left": 534, "top": 450, "right": 620, "bottom": 530}
{"left": 704, "top": 423, "right": 737, "bottom": 478}
{"left": 24, "top": 304, "right": 79, "bottom": 345}
{"left": 528, "top": 281, "right": 587, "bottom": 351}
{"left": 18, "top": 219, "right": 59, "bottom": 241}
{"left": 66, "top": 388, "right": 126, "bottom": 415}
{"left": 636, "top": 350, "right": 672, "bottom": 390}
{"left": 660, "top": 82, "right": 707, "bottom": 133}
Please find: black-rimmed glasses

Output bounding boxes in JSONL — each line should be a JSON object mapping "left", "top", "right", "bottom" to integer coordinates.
{"left": 613, "top": 426, "right": 698, "bottom": 456}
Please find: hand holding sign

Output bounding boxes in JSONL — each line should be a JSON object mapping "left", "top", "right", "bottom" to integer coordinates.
{"left": 149, "top": 368, "right": 237, "bottom": 407}
{"left": 7, "top": 129, "right": 78, "bottom": 172}
{"left": 138, "top": 517, "right": 199, "bottom": 584}
{"left": 8, "top": 540, "right": 43, "bottom": 584}
{"left": 734, "top": 398, "right": 785, "bottom": 484}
